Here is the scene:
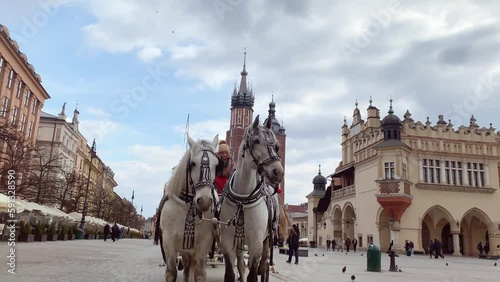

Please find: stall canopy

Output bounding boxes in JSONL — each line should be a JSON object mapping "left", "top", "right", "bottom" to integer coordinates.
{"left": 16, "top": 199, "right": 72, "bottom": 219}
{"left": 0, "top": 193, "right": 11, "bottom": 213}
{"left": 67, "top": 212, "right": 110, "bottom": 226}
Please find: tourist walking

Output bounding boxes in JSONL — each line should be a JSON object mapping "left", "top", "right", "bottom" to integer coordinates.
{"left": 345, "top": 237, "right": 352, "bottom": 252}
{"left": 103, "top": 223, "right": 110, "bottom": 242}
{"left": 286, "top": 224, "right": 300, "bottom": 265}
{"left": 352, "top": 238, "right": 358, "bottom": 252}
{"left": 337, "top": 238, "right": 344, "bottom": 252}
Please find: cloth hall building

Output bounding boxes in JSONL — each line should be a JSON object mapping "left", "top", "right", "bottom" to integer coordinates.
{"left": 308, "top": 98, "right": 500, "bottom": 257}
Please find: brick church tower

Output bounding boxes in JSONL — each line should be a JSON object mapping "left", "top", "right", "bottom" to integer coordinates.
{"left": 225, "top": 52, "right": 287, "bottom": 203}
{"left": 226, "top": 51, "right": 255, "bottom": 163}
{"left": 263, "top": 97, "right": 287, "bottom": 204}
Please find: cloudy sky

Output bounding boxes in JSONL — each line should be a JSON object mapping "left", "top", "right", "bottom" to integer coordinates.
{"left": 1, "top": 0, "right": 499, "bottom": 218}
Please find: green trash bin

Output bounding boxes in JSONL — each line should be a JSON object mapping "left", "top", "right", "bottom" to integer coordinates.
{"left": 367, "top": 244, "right": 381, "bottom": 272}
{"left": 75, "top": 228, "right": 85, "bottom": 240}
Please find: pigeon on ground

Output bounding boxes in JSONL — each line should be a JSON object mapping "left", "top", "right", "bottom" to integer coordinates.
{"left": 351, "top": 274, "right": 355, "bottom": 281}
{"left": 494, "top": 262, "right": 497, "bottom": 266}
{"left": 322, "top": 254, "right": 324, "bottom": 256}
{"left": 314, "top": 253, "right": 319, "bottom": 257}
{"left": 398, "top": 269, "right": 402, "bottom": 272}
{"left": 446, "top": 263, "right": 448, "bottom": 266}
{"left": 159, "top": 263, "right": 165, "bottom": 267}
{"left": 342, "top": 266, "right": 346, "bottom": 273}
{"left": 361, "top": 253, "right": 364, "bottom": 256}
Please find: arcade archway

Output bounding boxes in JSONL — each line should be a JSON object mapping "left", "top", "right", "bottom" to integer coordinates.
{"left": 343, "top": 203, "right": 355, "bottom": 240}
{"left": 421, "top": 205, "right": 455, "bottom": 254}
{"left": 460, "top": 208, "right": 492, "bottom": 256}
{"left": 378, "top": 208, "right": 391, "bottom": 252}
{"left": 332, "top": 206, "right": 342, "bottom": 240}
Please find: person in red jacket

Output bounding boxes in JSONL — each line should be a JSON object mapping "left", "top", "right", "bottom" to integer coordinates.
{"left": 214, "top": 140, "right": 233, "bottom": 196}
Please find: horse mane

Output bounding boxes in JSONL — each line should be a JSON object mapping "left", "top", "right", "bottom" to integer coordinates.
{"left": 165, "top": 139, "right": 216, "bottom": 197}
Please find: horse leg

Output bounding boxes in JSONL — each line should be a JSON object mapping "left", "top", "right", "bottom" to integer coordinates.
{"left": 165, "top": 251, "right": 177, "bottom": 282}
{"left": 247, "top": 249, "right": 263, "bottom": 282}
{"left": 182, "top": 254, "right": 191, "bottom": 282}
{"left": 258, "top": 237, "right": 269, "bottom": 276}
{"left": 194, "top": 253, "right": 207, "bottom": 282}
{"left": 223, "top": 251, "right": 237, "bottom": 282}
{"left": 236, "top": 248, "right": 246, "bottom": 282}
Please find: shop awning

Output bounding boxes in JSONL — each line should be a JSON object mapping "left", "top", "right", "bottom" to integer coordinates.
{"left": 328, "top": 164, "right": 354, "bottom": 178}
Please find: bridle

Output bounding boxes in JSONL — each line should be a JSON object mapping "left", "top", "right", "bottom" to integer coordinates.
{"left": 181, "top": 141, "right": 218, "bottom": 206}
{"left": 239, "top": 128, "right": 282, "bottom": 198}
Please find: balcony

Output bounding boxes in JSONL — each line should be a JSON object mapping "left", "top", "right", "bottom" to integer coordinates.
{"left": 332, "top": 185, "right": 356, "bottom": 199}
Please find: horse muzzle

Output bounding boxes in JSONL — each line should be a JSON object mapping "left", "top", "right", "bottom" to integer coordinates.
{"left": 194, "top": 195, "right": 213, "bottom": 213}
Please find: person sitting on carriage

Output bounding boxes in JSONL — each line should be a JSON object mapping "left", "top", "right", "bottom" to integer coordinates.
{"left": 214, "top": 140, "right": 233, "bottom": 196}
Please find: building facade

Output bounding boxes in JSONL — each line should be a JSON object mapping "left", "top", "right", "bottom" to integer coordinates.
{"left": 225, "top": 52, "right": 287, "bottom": 203}
{"left": 311, "top": 98, "right": 500, "bottom": 257}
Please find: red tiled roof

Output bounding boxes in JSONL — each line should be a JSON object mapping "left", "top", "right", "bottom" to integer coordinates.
{"left": 285, "top": 203, "right": 308, "bottom": 213}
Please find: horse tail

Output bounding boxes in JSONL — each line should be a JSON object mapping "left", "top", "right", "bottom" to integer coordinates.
{"left": 278, "top": 199, "right": 290, "bottom": 242}
{"left": 153, "top": 195, "right": 169, "bottom": 245}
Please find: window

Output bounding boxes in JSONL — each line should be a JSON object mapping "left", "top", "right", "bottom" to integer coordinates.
{"left": 422, "top": 159, "right": 441, "bottom": 183}
{"left": 11, "top": 106, "right": 18, "bottom": 125}
{"left": 384, "top": 162, "right": 395, "bottom": 179}
{"left": 32, "top": 98, "right": 37, "bottom": 114}
{"left": 28, "top": 121, "right": 34, "bottom": 138}
{"left": 19, "top": 114, "right": 26, "bottom": 132}
{"left": 0, "top": 57, "right": 4, "bottom": 73}
{"left": 7, "top": 70, "right": 14, "bottom": 88}
{"left": 402, "top": 163, "right": 407, "bottom": 180}
{"left": 24, "top": 90, "right": 30, "bottom": 107}
{"left": 1, "top": 96, "right": 9, "bottom": 117}
{"left": 467, "top": 162, "right": 485, "bottom": 187}
{"left": 445, "top": 161, "right": 463, "bottom": 185}
{"left": 16, "top": 81, "right": 23, "bottom": 98}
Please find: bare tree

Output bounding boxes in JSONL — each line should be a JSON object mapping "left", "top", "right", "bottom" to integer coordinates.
{"left": 65, "top": 173, "right": 87, "bottom": 213}
{"left": 0, "top": 121, "right": 34, "bottom": 195}
{"left": 55, "top": 170, "right": 77, "bottom": 212}
{"left": 92, "top": 180, "right": 112, "bottom": 219}
{"left": 22, "top": 146, "right": 62, "bottom": 205}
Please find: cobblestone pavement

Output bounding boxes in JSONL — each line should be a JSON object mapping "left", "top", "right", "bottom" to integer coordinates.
{"left": 1, "top": 240, "right": 499, "bottom": 282}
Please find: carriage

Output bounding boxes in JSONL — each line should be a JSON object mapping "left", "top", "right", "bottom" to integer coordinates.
{"left": 154, "top": 115, "right": 286, "bottom": 282}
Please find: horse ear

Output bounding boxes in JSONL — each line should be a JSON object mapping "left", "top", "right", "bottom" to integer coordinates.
{"left": 265, "top": 116, "right": 272, "bottom": 129}
{"left": 187, "top": 133, "right": 195, "bottom": 149}
{"left": 212, "top": 134, "right": 219, "bottom": 148}
{"left": 252, "top": 115, "right": 260, "bottom": 130}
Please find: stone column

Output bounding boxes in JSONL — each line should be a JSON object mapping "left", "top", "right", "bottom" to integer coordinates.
{"left": 452, "top": 231, "right": 461, "bottom": 256}
{"left": 390, "top": 222, "right": 402, "bottom": 251}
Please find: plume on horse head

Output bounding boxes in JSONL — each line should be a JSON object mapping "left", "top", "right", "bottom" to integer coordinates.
{"left": 164, "top": 134, "right": 219, "bottom": 197}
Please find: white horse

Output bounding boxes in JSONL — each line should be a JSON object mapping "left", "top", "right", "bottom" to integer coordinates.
{"left": 156, "top": 134, "right": 220, "bottom": 282}
{"left": 219, "top": 115, "right": 285, "bottom": 282}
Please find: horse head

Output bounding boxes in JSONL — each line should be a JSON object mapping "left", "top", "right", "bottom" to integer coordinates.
{"left": 186, "top": 134, "right": 219, "bottom": 213}
{"left": 242, "top": 115, "right": 284, "bottom": 186}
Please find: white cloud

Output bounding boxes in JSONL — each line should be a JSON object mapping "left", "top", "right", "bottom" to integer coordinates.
{"left": 137, "top": 46, "right": 162, "bottom": 62}
{"left": 86, "top": 107, "right": 111, "bottom": 118}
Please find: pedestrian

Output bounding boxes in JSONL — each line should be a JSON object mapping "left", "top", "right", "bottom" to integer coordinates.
{"left": 434, "top": 239, "right": 444, "bottom": 259}
{"left": 409, "top": 240, "right": 414, "bottom": 256}
{"left": 484, "top": 242, "right": 490, "bottom": 256}
{"left": 428, "top": 240, "right": 434, "bottom": 258}
{"left": 352, "top": 238, "right": 358, "bottom": 252}
{"left": 103, "top": 223, "right": 110, "bottom": 242}
{"left": 345, "top": 236, "right": 352, "bottom": 252}
{"left": 477, "top": 241, "right": 484, "bottom": 257}
{"left": 331, "top": 238, "right": 337, "bottom": 251}
{"left": 286, "top": 224, "right": 300, "bottom": 265}
{"left": 326, "top": 237, "right": 331, "bottom": 251}
{"left": 337, "top": 238, "right": 344, "bottom": 252}
{"left": 405, "top": 240, "right": 410, "bottom": 256}
{"left": 111, "top": 223, "right": 120, "bottom": 242}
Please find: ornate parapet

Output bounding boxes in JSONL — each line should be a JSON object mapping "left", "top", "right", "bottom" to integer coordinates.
{"left": 415, "top": 183, "right": 496, "bottom": 194}
{"left": 375, "top": 179, "right": 412, "bottom": 195}
{"left": 332, "top": 185, "right": 356, "bottom": 199}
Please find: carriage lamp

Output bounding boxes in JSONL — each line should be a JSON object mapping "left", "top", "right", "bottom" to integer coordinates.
{"left": 324, "top": 222, "right": 327, "bottom": 229}
{"left": 388, "top": 217, "right": 395, "bottom": 228}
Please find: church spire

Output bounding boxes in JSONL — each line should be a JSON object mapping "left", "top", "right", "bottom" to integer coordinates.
{"left": 238, "top": 49, "right": 249, "bottom": 96}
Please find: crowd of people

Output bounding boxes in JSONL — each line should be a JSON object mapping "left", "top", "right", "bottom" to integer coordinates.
{"left": 325, "top": 236, "right": 358, "bottom": 253}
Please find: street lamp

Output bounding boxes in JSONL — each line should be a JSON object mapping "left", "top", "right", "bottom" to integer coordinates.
{"left": 128, "top": 190, "right": 134, "bottom": 236}
{"left": 388, "top": 217, "right": 395, "bottom": 228}
{"left": 80, "top": 139, "right": 96, "bottom": 231}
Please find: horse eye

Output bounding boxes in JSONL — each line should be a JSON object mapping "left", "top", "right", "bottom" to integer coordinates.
{"left": 253, "top": 139, "right": 260, "bottom": 145}
{"left": 190, "top": 161, "right": 196, "bottom": 167}
{"left": 275, "top": 145, "right": 280, "bottom": 151}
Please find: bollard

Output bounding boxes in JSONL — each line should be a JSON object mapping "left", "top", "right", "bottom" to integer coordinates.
{"left": 388, "top": 251, "right": 399, "bottom": 272}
